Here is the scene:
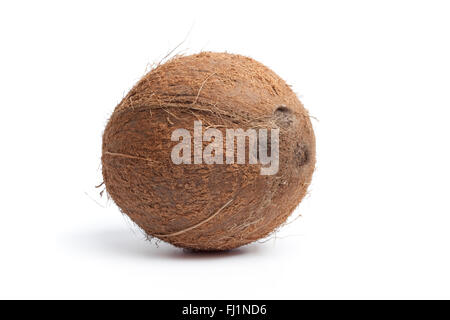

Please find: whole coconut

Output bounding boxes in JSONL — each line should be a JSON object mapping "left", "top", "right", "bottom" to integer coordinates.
{"left": 102, "top": 52, "right": 315, "bottom": 251}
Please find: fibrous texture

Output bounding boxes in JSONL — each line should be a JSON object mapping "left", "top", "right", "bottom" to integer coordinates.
{"left": 102, "top": 52, "right": 315, "bottom": 251}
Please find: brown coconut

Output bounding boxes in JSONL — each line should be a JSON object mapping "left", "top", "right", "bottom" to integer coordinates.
{"left": 102, "top": 52, "right": 315, "bottom": 251}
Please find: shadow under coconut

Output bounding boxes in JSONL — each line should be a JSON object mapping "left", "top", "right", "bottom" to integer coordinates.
{"left": 64, "top": 227, "right": 264, "bottom": 260}
{"left": 165, "top": 246, "right": 261, "bottom": 260}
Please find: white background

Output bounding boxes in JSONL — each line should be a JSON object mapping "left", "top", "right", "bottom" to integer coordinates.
{"left": 1, "top": 0, "right": 449, "bottom": 299}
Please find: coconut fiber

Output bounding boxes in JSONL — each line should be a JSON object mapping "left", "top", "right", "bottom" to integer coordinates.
{"left": 102, "top": 52, "right": 315, "bottom": 251}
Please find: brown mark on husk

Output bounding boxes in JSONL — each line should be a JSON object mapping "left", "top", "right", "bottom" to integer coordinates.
{"left": 102, "top": 52, "right": 316, "bottom": 251}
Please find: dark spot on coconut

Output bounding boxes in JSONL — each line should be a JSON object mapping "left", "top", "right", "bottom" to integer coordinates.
{"left": 295, "top": 143, "right": 309, "bottom": 167}
{"left": 275, "top": 105, "right": 290, "bottom": 113}
{"left": 274, "top": 105, "right": 293, "bottom": 127}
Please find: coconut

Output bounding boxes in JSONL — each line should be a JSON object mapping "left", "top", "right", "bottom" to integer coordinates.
{"left": 102, "top": 52, "right": 315, "bottom": 251}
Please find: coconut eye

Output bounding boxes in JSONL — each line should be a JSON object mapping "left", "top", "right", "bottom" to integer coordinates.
{"left": 295, "top": 143, "right": 310, "bottom": 167}
{"left": 274, "top": 105, "right": 293, "bottom": 126}
{"left": 274, "top": 105, "right": 290, "bottom": 114}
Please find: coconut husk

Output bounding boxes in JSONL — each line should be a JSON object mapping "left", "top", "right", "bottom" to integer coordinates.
{"left": 102, "top": 52, "right": 315, "bottom": 251}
